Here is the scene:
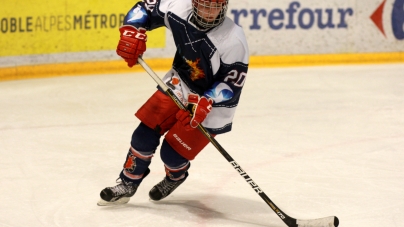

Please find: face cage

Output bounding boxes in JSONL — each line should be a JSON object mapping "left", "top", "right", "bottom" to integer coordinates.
{"left": 192, "top": 0, "right": 228, "bottom": 29}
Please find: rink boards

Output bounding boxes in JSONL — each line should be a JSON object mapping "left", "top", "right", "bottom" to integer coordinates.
{"left": 0, "top": 0, "right": 403, "bottom": 80}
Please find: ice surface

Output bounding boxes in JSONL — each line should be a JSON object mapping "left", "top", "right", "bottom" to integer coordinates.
{"left": 0, "top": 63, "right": 403, "bottom": 227}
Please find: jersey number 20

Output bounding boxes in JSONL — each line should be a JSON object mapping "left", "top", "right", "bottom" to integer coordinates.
{"left": 224, "top": 70, "right": 247, "bottom": 87}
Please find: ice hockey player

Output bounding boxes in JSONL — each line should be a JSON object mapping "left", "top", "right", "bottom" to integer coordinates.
{"left": 98, "top": 0, "right": 249, "bottom": 205}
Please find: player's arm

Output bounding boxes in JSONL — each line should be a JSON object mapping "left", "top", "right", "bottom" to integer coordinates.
{"left": 122, "top": 1, "right": 167, "bottom": 31}
{"left": 176, "top": 63, "right": 248, "bottom": 132}
{"left": 204, "top": 64, "right": 248, "bottom": 106}
{"left": 201, "top": 30, "right": 249, "bottom": 134}
{"left": 117, "top": 0, "right": 167, "bottom": 67}
{"left": 205, "top": 24, "right": 249, "bottom": 106}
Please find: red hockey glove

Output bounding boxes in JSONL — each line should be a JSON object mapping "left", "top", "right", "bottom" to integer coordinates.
{"left": 116, "top": 25, "right": 147, "bottom": 67}
{"left": 176, "top": 94, "right": 213, "bottom": 131}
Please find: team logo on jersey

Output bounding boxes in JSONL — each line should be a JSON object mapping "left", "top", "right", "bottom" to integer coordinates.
{"left": 171, "top": 77, "right": 180, "bottom": 85}
{"left": 205, "top": 82, "right": 234, "bottom": 103}
{"left": 185, "top": 58, "right": 205, "bottom": 81}
{"left": 124, "top": 155, "right": 136, "bottom": 172}
{"left": 127, "top": 5, "right": 148, "bottom": 24}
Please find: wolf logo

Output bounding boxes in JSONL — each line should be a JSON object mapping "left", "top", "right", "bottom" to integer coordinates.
{"left": 124, "top": 155, "right": 136, "bottom": 172}
{"left": 185, "top": 58, "right": 205, "bottom": 81}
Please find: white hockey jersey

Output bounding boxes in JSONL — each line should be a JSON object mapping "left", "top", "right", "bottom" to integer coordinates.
{"left": 123, "top": 0, "right": 249, "bottom": 134}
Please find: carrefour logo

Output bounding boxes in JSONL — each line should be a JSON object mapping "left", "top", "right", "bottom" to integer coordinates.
{"left": 230, "top": 1, "right": 354, "bottom": 30}
{"left": 371, "top": 0, "right": 404, "bottom": 39}
{"left": 392, "top": 0, "right": 404, "bottom": 39}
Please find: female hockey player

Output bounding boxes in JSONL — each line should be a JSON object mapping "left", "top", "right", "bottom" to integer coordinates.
{"left": 98, "top": 0, "right": 249, "bottom": 205}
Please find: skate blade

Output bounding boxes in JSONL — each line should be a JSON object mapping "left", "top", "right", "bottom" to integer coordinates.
{"left": 97, "top": 197, "right": 130, "bottom": 206}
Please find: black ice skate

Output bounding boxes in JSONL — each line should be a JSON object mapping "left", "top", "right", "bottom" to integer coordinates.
{"left": 149, "top": 172, "right": 188, "bottom": 201}
{"left": 97, "top": 168, "right": 150, "bottom": 206}
{"left": 97, "top": 180, "right": 138, "bottom": 206}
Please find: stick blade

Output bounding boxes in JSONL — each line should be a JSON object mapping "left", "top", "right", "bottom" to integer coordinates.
{"left": 296, "top": 216, "right": 339, "bottom": 227}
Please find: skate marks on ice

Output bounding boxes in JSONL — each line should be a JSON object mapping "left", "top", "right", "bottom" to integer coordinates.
{"left": 1, "top": 64, "right": 404, "bottom": 226}
{"left": 98, "top": 195, "right": 279, "bottom": 227}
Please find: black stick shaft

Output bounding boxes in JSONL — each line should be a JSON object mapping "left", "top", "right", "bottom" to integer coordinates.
{"left": 138, "top": 57, "right": 298, "bottom": 227}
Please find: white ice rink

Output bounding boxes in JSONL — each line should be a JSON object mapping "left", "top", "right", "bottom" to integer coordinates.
{"left": 1, "top": 63, "right": 404, "bottom": 227}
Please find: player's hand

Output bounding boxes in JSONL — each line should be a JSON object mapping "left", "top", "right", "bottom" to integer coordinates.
{"left": 176, "top": 94, "right": 213, "bottom": 130}
{"left": 116, "top": 25, "right": 147, "bottom": 67}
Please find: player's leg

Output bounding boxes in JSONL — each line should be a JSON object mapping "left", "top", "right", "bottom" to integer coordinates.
{"left": 98, "top": 123, "right": 161, "bottom": 205}
{"left": 98, "top": 90, "right": 178, "bottom": 205}
{"left": 149, "top": 139, "right": 190, "bottom": 201}
{"left": 149, "top": 120, "right": 212, "bottom": 201}
{"left": 119, "top": 122, "right": 161, "bottom": 185}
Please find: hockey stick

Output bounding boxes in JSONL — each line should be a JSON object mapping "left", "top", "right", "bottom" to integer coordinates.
{"left": 138, "top": 57, "right": 339, "bottom": 227}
